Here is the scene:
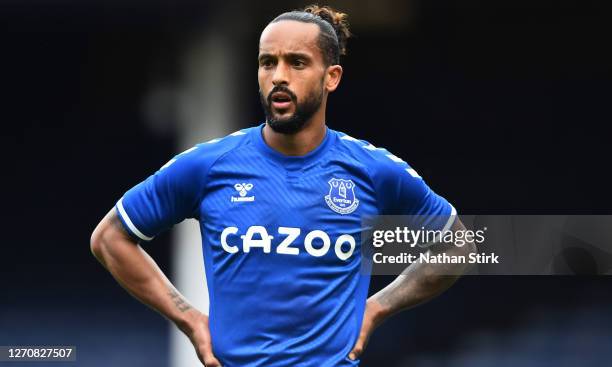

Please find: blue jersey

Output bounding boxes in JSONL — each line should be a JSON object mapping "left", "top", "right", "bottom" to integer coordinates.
{"left": 115, "top": 123, "right": 456, "bottom": 366}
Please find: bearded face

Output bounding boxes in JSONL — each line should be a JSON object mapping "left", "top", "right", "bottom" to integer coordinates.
{"left": 259, "top": 81, "right": 324, "bottom": 135}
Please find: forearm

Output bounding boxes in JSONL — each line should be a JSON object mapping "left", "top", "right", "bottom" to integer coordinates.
{"left": 369, "top": 219, "right": 476, "bottom": 324}
{"left": 90, "top": 209, "right": 198, "bottom": 333}
{"left": 369, "top": 253, "right": 462, "bottom": 322}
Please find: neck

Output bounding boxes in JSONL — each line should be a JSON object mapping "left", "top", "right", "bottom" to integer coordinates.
{"left": 262, "top": 106, "right": 327, "bottom": 156}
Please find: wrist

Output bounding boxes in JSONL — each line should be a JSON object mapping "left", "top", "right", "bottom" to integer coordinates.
{"left": 366, "top": 298, "right": 389, "bottom": 327}
{"left": 174, "top": 308, "right": 205, "bottom": 335}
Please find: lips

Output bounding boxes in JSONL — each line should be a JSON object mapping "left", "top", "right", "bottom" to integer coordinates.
{"left": 270, "top": 91, "right": 293, "bottom": 110}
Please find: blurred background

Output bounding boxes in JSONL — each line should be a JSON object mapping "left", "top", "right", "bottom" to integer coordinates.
{"left": 2, "top": 0, "right": 612, "bottom": 366}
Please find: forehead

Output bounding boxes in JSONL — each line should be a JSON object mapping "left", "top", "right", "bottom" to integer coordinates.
{"left": 259, "top": 20, "right": 321, "bottom": 56}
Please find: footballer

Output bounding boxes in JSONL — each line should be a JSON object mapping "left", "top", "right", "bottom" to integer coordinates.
{"left": 91, "top": 5, "right": 476, "bottom": 366}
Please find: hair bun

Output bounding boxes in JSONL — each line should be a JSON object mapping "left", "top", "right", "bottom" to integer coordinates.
{"left": 303, "top": 5, "right": 351, "bottom": 56}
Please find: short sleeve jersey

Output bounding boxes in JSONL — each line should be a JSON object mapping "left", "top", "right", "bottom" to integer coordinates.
{"left": 116, "top": 123, "right": 456, "bottom": 366}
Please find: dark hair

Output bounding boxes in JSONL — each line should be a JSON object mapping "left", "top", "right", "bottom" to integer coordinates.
{"left": 271, "top": 5, "right": 351, "bottom": 66}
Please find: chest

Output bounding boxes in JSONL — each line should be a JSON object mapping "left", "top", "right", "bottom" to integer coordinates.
{"left": 198, "top": 158, "right": 377, "bottom": 262}
{"left": 202, "top": 162, "right": 378, "bottom": 228}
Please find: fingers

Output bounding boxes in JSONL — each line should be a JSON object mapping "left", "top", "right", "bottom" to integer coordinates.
{"left": 196, "top": 345, "right": 222, "bottom": 367}
{"left": 199, "top": 341, "right": 220, "bottom": 366}
{"left": 348, "top": 332, "right": 365, "bottom": 360}
{"left": 188, "top": 313, "right": 222, "bottom": 366}
{"left": 348, "top": 317, "right": 372, "bottom": 360}
{"left": 348, "top": 346, "right": 362, "bottom": 361}
{"left": 203, "top": 355, "right": 222, "bottom": 367}
{"left": 348, "top": 336, "right": 365, "bottom": 361}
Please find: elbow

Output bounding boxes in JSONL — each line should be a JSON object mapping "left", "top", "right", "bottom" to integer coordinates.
{"left": 90, "top": 208, "right": 135, "bottom": 265}
{"left": 459, "top": 240, "right": 478, "bottom": 273}
{"left": 463, "top": 239, "right": 478, "bottom": 257}
{"left": 90, "top": 217, "right": 115, "bottom": 263}
{"left": 90, "top": 225, "right": 106, "bottom": 260}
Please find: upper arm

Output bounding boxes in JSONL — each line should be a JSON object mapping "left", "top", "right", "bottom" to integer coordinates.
{"left": 90, "top": 207, "right": 137, "bottom": 259}
{"left": 114, "top": 146, "right": 207, "bottom": 242}
{"left": 372, "top": 153, "right": 456, "bottom": 232}
{"left": 428, "top": 216, "right": 476, "bottom": 256}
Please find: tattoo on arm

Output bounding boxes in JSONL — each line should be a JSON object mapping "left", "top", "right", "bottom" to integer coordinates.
{"left": 372, "top": 219, "right": 475, "bottom": 317}
{"left": 168, "top": 287, "right": 192, "bottom": 312}
{"left": 373, "top": 268, "right": 422, "bottom": 313}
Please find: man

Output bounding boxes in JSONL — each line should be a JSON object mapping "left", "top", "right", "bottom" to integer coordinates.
{"left": 91, "top": 5, "right": 476, "bottom": 366}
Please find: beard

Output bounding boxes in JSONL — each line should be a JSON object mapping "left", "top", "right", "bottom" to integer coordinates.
{"left": 259, "top": 83, "right": 324, "bottom": 135}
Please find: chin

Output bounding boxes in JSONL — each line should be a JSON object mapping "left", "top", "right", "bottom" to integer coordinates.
{"left": 268, "top": 117, "right": 306, "bottom": 135}
{"left": 272, "top": 114, "right": 295, "bottom": 123}
{"left": 272, "top": 109, "right": 295, "bottom": 119}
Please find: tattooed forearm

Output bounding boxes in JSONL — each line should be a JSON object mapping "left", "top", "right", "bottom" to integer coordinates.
{"left": 372, "top": 265, "right": 458, "bottom": 316}
{"left": 371, "top": 219, "right": 476, "bottom": 320}
{"left": 168, "top": 287, "right": 192, "bottom": 312}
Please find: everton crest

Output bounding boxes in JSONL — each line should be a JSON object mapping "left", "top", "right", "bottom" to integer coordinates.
{"left": 325, "top": 178, "right": 359, "bottom": 214}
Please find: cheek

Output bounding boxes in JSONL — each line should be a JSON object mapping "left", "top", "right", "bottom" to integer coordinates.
{"left": 258, "top": 70, "right": 270, "bottom": 90}
{"left": 302, "top": 78, "right": 324, "bottom": 98}
{"left": 293, "top": 75, "right": 316, "bottom": 98}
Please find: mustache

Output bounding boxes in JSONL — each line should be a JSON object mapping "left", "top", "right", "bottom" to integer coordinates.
{"left": 267, "top": 86, "right": 297, "bottom": 104}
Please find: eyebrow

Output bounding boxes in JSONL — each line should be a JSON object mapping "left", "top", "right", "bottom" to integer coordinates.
{"left": 258, "top": 52, "right": 312, "bottom": 61}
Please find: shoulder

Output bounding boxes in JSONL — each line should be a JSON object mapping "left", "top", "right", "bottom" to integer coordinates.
{"left": 331, "top": 129, "right": 422, "bottom": 181}
{"left": 186, "top": 127, "right": 253, "bottom": 164}
{"left": 146, "top": 127, "right": 255, "bottom": 190}
{"left": 331, "top": 129, "right": 454, "bottom": 217}
{"left": 163, "top": 127, "right": 254, "bottom": 173}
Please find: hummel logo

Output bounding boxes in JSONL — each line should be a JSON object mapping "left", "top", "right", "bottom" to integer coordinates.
{"left": 235, "top": 183, "right": 253, "bottom": 197}
{"left": 231, "top": 183, "right": 255, "bottom": 202}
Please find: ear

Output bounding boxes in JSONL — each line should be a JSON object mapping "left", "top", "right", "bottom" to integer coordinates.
{"left": 324, "top": 65, "right": 343, "bottom": 93}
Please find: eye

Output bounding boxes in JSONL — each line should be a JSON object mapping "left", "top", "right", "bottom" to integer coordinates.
{"left": 292, "top": 59, "right": 306, "bottom": 68}
{"left": 259, "top": 58, "right": 274, "bottom": 69}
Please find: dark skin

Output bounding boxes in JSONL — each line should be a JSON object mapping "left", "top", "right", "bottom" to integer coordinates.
{"left": 348, "top": 219, "right": 476, "bottom": 360}
{"left": 91, "top": 19, "right": 476, "bottom": 366}
{"left": 258, "top": 20, "right": 342, "bottom": 156}
{"left": 257, "top": 21, "right": 477, "bottom": 359}
{"left": 91, "top": 209, "right": 221, "bottom": 366}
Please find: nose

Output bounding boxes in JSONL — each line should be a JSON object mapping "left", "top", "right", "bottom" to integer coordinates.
{"left": 272, "top": 62, "right": 290, "bottom": 86}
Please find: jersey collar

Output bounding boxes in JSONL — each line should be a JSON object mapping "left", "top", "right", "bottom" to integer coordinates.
{"left": 251, "top": 122, "right": 335, "bottom": 171}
